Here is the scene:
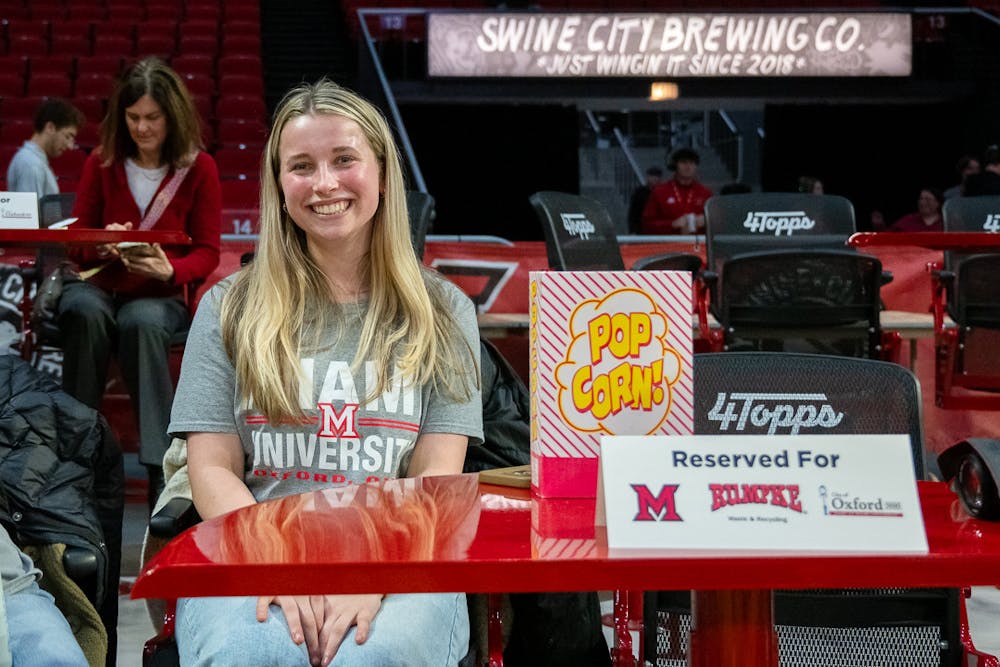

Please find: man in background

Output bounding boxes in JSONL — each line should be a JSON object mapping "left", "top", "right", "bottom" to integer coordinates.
{"left": 626, "top": 166, "right": 662, "bottom": 234}
{"left": 962, "top": 145, "right": 1000, "bottom": 196}
{"left": 641, "top": 147, "right": 713, "bottom": 234}
{"left": 5, "top": 98, "right": 84, "bottom": 198}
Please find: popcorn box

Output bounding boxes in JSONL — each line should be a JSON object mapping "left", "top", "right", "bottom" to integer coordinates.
{"left": 529, "top": 271, "right": 693, "bottom": 498}
{"left": 531, "top": 495, "right": 598, "bottom": 558}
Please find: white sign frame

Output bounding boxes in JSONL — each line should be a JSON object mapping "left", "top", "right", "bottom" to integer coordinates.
{"left": 600, "top": 434, "right": 928, "bottom": 553}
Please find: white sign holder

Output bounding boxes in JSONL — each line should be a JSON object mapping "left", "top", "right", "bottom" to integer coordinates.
{"left": 599, "top": 434, "right": 928, "bottom": 553}
{"left": 0, "top": 192, "right": 39, "bottom": 229}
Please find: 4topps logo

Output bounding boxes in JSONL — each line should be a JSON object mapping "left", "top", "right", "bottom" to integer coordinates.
{"left": 708, "top": 392, "right": 844, "bottom": 435}
{"left": 560, "top": 212, "right": 596, "bottom": 240}
{"left": 742, "top": 210, "right": 816, "bottom": 235}
{"left": 983, "top": 213, "right": 1000, "bottom": 233}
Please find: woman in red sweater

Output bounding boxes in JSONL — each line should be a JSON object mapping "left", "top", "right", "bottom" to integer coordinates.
{"left": 60, "top": 58, "right": 221, "bottom": 510}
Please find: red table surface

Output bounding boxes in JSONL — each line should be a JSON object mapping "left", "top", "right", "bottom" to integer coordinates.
{"left": 848, "top": 231, "right": 1000, "bottom": 250}
{"left": 132, "top": 477, "right": 1000, "bottom": 600}
{"left": 0, "top": 229, "right": 191, "bottom": 246}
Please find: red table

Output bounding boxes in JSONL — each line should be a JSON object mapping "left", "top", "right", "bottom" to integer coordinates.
{"left": 848, "top": 231, "right": 1000, "bottom": 250}
{"left": 133, "top": 475, "right": 1000, "bottom": 667}
{"left": 0, "top": 228, "right": 191, "bottom": 359}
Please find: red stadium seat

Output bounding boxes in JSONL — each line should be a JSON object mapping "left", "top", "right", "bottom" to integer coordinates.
{"left": 182, "top": 34, "right": 219, "bottom": 57}
{"left": 217, "top": 54, "right": 262, "bottom": 78}
{"left": 27, "top": 72, "right": 72, "bottom": 98}
{"left": 177, "top": 19, "right": 217, "bottom": 41}
{"left": 49, "top": 147, "right": 87, "bottom": 180}
{"left": 145, "top": 4, "right": 182, "bottom": 22}
{"left": 136, "top": 33, "right": 176, "bottom": 59}
{"left": 217, "top": 74, "right": 264, "bottom": 97}
{"left": 28, "top": 54, "right": 75, "bottom": 78}
{"left": 185, "top": 4, "right": 220, "bottom": 22}
{"left": 91, "top": 33, "right": 134, "bottom": 58}
{"left": 215, "top": 119, "right": 268, "bottom": 149}
{"left": 28, "top": 1, "right": 65, "bottom": 21}
{"left": 70, "top": 96, "right": 106, "bottom": 124}
{"left": 225, "top": 20, "right": 260, "bottom": 37}
{"left": 75, "top": 55, "right": 125, "bottom": 79}
{"left": 0, "top": 120, "right": 34, "bottom": 145}
{"left": 178, "top": 73, "right": 214, "bottom": 97}
{"left": 171, "top": 54, "right": 215, "bottom": 79}
{"left": 190, "top": 94, "right": 212, "bottom": 126}
{"left": 215, "top": 95, "right": 266, "bottom": 122}
{"left": 142, "top": 19, "right": 178, "bottom": 42}
{"left": 214, "top": 146, "right": 263, "bottom": 179}
{"left": 8, "top": 33, "right": 49, "bottom": 57}
{"left": 0, "top": 55, "right": 29, "bottom": 80}
{"left": 220, "top": 177, "right": 260, "bottom": 209}
{"left": 0, "top": 146, "right": 20, "bottom": 174}
{"left": 49, "top": 32, "right": 92, "bottom": 57}
{"left": 222, "top": 33, "right": 261, "bottom": 55}
{"left": 0, "top": 96, "right": 43, "bottom": 120}
{"left": 75, "top": 122, "right": 100, "bottom": 150}
{"left": 67, "top": 5, "right": 108, "bottom": 22}
{"left": 0, "top": 72, "right": 24, "bottom": 97}
{"left": 106, "top": 3, "right": 144, "bottom": 22}
{"left": 74, "top": 73, "right": 116, "bottom": 98}
{"left": 3, "top": 19, "right": 52, "bottom": 44}
{"left": 224, "top": 2, "right": 261, "bottom": 22}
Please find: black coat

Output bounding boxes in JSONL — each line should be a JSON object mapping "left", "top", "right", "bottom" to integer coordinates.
{"left": 0, "top": 355, "right": 123, "bottom": 621}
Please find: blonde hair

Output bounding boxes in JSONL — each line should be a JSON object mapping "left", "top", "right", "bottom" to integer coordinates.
{"left": 219, "top": 80, "right": 477, "bottom": 422}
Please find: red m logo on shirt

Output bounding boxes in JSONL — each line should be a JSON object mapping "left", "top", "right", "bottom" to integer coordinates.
{"left": 317, "top": 403, "right": 359, "bottom": 438}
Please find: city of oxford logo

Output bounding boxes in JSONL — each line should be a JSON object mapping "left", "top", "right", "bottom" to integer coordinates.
{"left": 709, "top": 483, "right": 804, "bottom": 513}
{"left": 742, "top": 210, "right": 816, "bottom": 235}
{"left": 560, "top": 212, "right": 596, "bottom": 240}
{"left": 707, "top": 392, "right": 844, "bottom": 435}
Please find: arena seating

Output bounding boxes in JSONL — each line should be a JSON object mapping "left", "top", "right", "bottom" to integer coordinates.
{"left": 0, "top": 0, "right": 265, "bottom": 209}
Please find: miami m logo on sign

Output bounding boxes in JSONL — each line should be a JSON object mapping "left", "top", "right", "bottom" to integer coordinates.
{"left": 631, "top": 483, "right": 683, "bottom": 522}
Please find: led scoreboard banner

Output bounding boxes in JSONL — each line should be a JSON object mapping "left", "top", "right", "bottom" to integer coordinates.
{"left": 427, "top": 13, "right": 912, "bottom": 78}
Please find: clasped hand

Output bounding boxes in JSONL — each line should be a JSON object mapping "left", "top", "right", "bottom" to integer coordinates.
{"left": 95, "top": 222, "right": 175, "bottom": 282}
{"left": 257, "top": 593, "right": 384, "bottom": 667}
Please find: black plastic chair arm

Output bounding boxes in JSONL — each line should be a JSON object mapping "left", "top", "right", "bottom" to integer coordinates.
{"left": 62, "top": 545, "right": 97, "bottom": 580}
{"left": 880, "top": 270, "right": 894, "bottom": 286}
{"left": 148, "top": 498, "right": 202, "bottom": 539}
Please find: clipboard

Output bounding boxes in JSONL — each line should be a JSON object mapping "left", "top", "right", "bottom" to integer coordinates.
{"left": 478, "top": 465, "right": 531, "bottom": 489}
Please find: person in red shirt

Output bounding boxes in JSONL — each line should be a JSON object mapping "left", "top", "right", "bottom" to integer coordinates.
{"left": 888, "top": 188, "right": 944, "bottom": 233}
{"left": 59, "top": 57, "right": 221, "bottom": 510}
{"left": 641, "top": 147, "right": 713, "bottom": 235}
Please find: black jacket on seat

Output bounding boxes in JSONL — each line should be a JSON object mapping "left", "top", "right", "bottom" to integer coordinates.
{"left": 0, "top": 354, "right": 124, "bottom": 664}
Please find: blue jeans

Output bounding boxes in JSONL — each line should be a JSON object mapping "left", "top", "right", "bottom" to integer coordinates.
{"left": 176, "top": 593, "right": 469, "bottom": 666}
{"left": 4, "top": 582, "right": 88, "bottom": 666}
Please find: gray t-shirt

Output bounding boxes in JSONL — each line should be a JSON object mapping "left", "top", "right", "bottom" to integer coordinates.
{"left": 6, "top": 141, "right": 58, "bottom": 199}
{"left": 169, "top": 274, "right": 484, "bottom": 502}
{"left": 1, "top": 525, "right": 40, "bottom": 596}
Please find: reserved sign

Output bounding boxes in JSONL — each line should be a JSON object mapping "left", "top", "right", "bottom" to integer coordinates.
{"left": 599, "top": 434, "right": 928, "bottom": 553}
{"left": 0, "top": 192, "right": 38, "bottom": 229}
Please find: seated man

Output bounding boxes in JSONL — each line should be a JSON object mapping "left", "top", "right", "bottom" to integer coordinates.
{"left": 5, "top": 98, "right": 84, "bottom": 198}
{"left": 1, "top": 523, "right": 88, "bottom": 667}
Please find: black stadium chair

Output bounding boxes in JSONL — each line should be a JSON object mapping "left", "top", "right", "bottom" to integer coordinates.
{"left": 645, "top": 351, "right": 993, "bottom": 667}
{"left": 529, "top": 190, "right": 625, "bottom": 271}
{"left": 701, "top": 193, "right": 897, "bottom": 360}
{"left": 930, "top": 196, "right": 1000, "bottom": 409}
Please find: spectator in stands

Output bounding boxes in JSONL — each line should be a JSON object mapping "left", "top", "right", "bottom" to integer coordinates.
{"left": 641, "top": 147, "right": 712, "bottom": 234}
{"left": 962, "top": 145, "right": 1000, "bottom": 196}
{"left": 888, "top": 187, "right": 944, "bottom": 232}
{"left": 943, "top": 154, "right": 980, "bottom": 199}
{"left": 797, "top": 175, "right": 824, "bottom": 194}
{"left": 626, "top": 166, "right": 662, "bottom": 234}
{"left": 5, "top": 98, "right": 84, "bottom": 198}
{"left": 59, "top": 57, "right": 221, "bottom": 512}
{"left": 1, "top": 523, "right": 88, "bottom": 666}
{"left": 169, "top": 80, "right": 481, "bottom": 667}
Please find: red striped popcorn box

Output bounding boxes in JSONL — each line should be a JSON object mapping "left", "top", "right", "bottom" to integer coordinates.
{"left": 530, "top": 495, "right": 598, "bottom": 558}
{"left": 529, "top": 271, "right": 693, "bottom": 498}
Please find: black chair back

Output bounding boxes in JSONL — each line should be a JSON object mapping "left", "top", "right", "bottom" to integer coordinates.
{"left": 693, "top": 352, "right": 924, "bottom": 477}
{"left": 406, "top": 190, "right": 435, "bottom": 261}
{"left": 630, "top": 252, "right": 702, "bottom": 273}
{"left": 530, "top": 191, "right": 625, "bottom": 271}
{"left": 38, "top": 192, "right": 75, "bottom": 227}
{"left": 717, "top": 248, "right": 885, "bottom": 358}
{"left": 941, "top": 196, "right": 1000, "bottom": 323}
{"left": 704, "top": 192, "right": 857, "bottom": 277}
